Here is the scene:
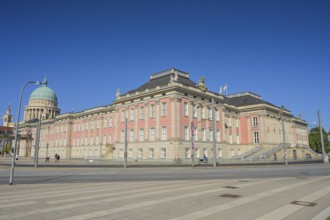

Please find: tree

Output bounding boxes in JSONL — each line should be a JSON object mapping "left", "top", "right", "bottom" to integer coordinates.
{"left": 309, "top": 127, "right": 330, "bottom": 153}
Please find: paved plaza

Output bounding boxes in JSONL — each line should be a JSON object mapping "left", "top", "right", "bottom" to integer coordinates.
{"left": 0, "top": 163, "right": 330, "bottom": 220}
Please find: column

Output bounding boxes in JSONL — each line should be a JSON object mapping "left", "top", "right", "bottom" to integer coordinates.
{"left": 155, "top": 100, "right": 160, "bottom": 140}
{"left": 144, "top": 102, "right": 149, "bottom": 141}
{"left": 170, "top": 97, "right": 177, "bottom": 139}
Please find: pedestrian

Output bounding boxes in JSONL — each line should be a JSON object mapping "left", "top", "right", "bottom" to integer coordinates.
{"left": 203, "top": 154, "right": 208, "bottom": 163}
{"left": 45, "top": 154, "right": 50, "bottom": 162}
{"left": 55, "top": 153, "right": 58, "bottom": 162}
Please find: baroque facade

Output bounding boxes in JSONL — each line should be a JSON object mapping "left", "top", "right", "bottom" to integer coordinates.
{"left": 13, "top": 68, "right": 310, "bottom": 161}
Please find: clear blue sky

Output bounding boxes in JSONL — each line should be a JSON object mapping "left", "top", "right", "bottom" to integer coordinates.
{"left": 1, "top": 0, "right": 329, "bottom": 132}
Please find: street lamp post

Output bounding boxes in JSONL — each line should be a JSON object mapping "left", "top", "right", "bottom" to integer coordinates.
{"left": 279, "top": 106, "right": 288, "bottom": 166}
{"left": 46, "top": 142, "right": 49, "bottom": 159}
{"left": 191, "top": 105, "right": 199, "bottom": 167}
{"left": 124, "top": 118, "right": 128, "bottom": 168}
{"left": 211, "top": 99, "right": 217, "bottom": 167}
{"left": 317, "top": 110, "right": 329, "bottom": 163}
{"left": 34, "top": 118, "right": 41, "bottom": 168}
{"left": 9, "top": 81, "right": 40, "bottom": 185}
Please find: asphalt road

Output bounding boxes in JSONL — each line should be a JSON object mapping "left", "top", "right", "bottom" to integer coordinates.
{"left": 1, "top": 163, "right": 330, "bottom": 185}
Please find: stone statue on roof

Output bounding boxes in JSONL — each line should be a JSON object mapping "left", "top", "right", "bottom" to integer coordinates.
{"left": 198, "top": 76, "right": 207, "bottom": 92}
{"left": 174, "top": 72, "right": 178, "bottom": 81}
{"left": 116, "top": 88, "right": 121, "bottom": 100}
{"left": 169, "top": 75, "right": 174, "bottom": 85}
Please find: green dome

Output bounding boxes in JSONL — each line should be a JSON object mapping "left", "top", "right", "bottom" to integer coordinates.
{"left": 29, "top": 78, "right": 57, "bottom": 102}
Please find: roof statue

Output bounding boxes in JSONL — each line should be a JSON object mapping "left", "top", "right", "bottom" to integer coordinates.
{"left": 169, "top": 74, "right": 174, "bottom": 85}
{"left": 174, "top": 72, "right": 178, "bottom": 81}
{"left": 219, "top": 86, "right": 223, "bottom": 95}
{"left": 198, "top": 76, "right": 207, "bottom": 92}
{"left": 116, "top": 88, "right": 121, "bottom": 100}
{"left": 168, "top": 70, "right": 178, "bottom": 85}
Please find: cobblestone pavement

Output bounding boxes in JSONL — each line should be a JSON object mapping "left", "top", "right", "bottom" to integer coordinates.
{"left": 0, "top": 167, "right": 330, "bottom": 220}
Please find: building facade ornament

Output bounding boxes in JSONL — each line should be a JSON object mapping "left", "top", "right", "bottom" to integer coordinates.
{"left": 198, "top": 76, "right": 208, "bottom": 92}
{"left": 116, "top": 88, "right": 121, "bottom": 100}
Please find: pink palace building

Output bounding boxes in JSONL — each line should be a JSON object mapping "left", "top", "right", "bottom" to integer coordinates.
{"left": 13, "top": 68, "right": 312, "bottom": 162}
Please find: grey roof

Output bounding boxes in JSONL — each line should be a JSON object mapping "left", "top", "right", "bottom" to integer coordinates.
{"left": 126, "top": 70, "right": 198, "bottom": 94}
{"left": 224, "top": 92, "right": 276, "bottom": 107}
{"left": 122, "top": 69, "right": 278, "bottom": 110}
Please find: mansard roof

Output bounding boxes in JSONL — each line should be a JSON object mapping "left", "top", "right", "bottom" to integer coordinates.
{"left": 126, "top": 68, "right": 197, "bottom": 94}
{"left": 225, "top": 92, "right": 276, "bottom": 107}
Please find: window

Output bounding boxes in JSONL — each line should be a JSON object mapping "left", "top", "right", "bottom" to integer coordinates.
{"left": 185, "top": 148, "right": 191, "bottom": 158}
{"left": 96, "top": 136, "right": 99, "bottom": 145}
{"left": 216, "top": 130, "right": 220, "bottom": 142}
{"left": 254, "top": 131, "right": 259, "bottom": 144}
{"left": 253, "top": 117, "right": 258, "bottom": 127}
{"left": 209, "top": 129, "right": 213, "bottom": 141}
{"left": 208, "top": 108, "right": 212, "bottom": 120}
{"left": 140, "top": 106, "right": 144, "bottom": 119}
{"left": 91, "top": 121, "right": 94, "bottom": 129}
{"left": 109, "top": 118, "right": 112, "bottom": 127}
{"left": 97, "top": 120, "right": 100, "bottom": 129}
{"left": 202, "top": 107, "right": 205, "bottom": 119}
{"left": 194, "top": 128, "right": 198, "bottom": 141}
{"left": 162, "top": 102, "right": 167, "bottom": 116}
{"left": 139, "top": 129, "right": 144, "bottom": 142}
{"left": 108, "top": 134, "right": 112, "bottom": 144}
{"left": 121, "top": 110, "right": 125, "bottom": 122}
{"left": 160, "top": 148, "right": 166, "bottom": 159}
{"left": 128, "top": 149, "right": 133, "bottom": 158}
{"left": 119, "top": 149, "right": 124, "bottom": 158}
{"left": 236, "top": 119, "right": 239, "bottom": 127}
{"left": 195, "top": 148, "right": 200, "bottom": 158}
{"left": 104, "top": 119, "right": 107, "bottom": 128}
{"left": 236, "top": 134, "right": 240, "bottom": 144}
{"left": 150, "top": 127, "right": 155, "bottom": 141}
{"left": 138, "top": 149, "right": 143, "bottom": 158}
{"left": 184, "top": 102, "right": 188, "bottom": 116}
{"left": 218, "top": 148, "right": 222, "bottom": 158}
{"left": 162, "top": 126, "right": 167, "bottom": 140}
{"left": 130, "top": 129, "right": 134, "bottom": 142}
{"left": 229, "top": 118, "right": 232, "bottom": 126}
{"left": 202, "top": 129, "right": 206, "bottom": 141}
{"left": 130, "top": 108, "right": 134, "bottom": 120}
{"left": 184, "top": 126, "right": 189, "bottom": 140}
{"left": 103, "top": 135, "right": 106, "bottom": 145}
{"left": 192, "top": 104, "right": 198, "bottom": 118}
{"left": 150, "top": 104, "right": 155, "bottom": 118}
{"left": 149, "top": 148, "right": 154, "bottom": 158}
{"left": 229, "top": 134, "right": 233, "bottom": 144}
{"left": 120, "top": 130, "right": 125, "bottom": 142}
{"left": 216, "top": 110, "right": 220, "bottom": 121}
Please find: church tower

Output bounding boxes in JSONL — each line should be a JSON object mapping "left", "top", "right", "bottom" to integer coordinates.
{"left": 2, "top": 104, "right": 14, "bottom": 127}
